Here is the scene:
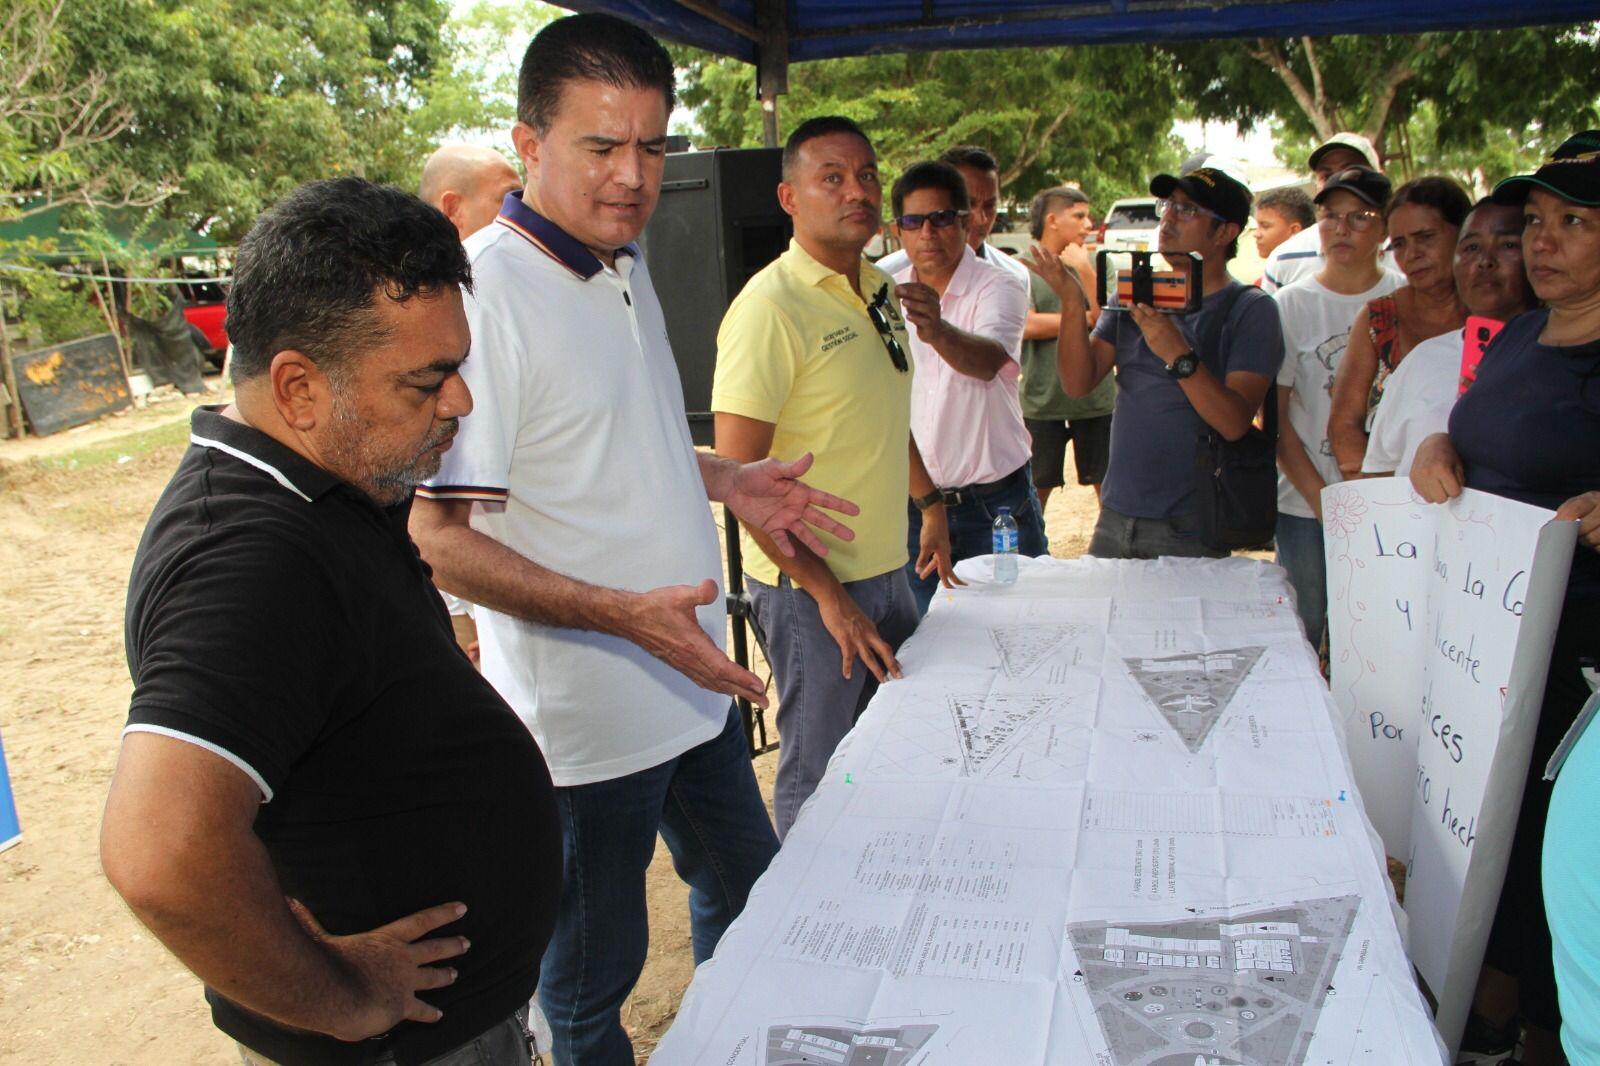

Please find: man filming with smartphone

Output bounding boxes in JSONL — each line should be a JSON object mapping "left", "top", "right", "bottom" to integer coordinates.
{"left": 1030, "top": 166, "right": 1284, "bottom": 559}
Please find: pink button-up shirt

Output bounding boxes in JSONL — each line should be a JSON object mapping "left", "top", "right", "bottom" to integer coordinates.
{"left": 894, "top": 245, "right": 1031, "bottom": 488}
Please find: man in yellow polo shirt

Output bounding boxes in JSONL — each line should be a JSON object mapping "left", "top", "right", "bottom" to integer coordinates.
{"left": 714, "top": 116, "right": 957, "bottom": 839}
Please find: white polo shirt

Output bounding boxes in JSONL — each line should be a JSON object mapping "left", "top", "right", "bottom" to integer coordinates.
{"left": 419, "top": 195, "right": 728, "bottom": 787}
{"left": 892, "top": 245, "right": 1031, "bottom": 488}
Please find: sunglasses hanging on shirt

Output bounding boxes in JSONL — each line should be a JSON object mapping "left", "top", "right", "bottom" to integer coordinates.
{"left": 867, "top": 285, "right": 909, "bottom": 373}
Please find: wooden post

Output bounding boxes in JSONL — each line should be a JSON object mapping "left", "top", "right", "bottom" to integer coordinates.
{"left": 0, "top": 301, "right": 22, "bottom": 439}
{"left": 755, "top": 0, "right": 788, "bottom": 150}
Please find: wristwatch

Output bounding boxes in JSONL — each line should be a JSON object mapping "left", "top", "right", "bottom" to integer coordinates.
{"left": 913, "top": 489, "right": 945, "bottom": 511}
{"left": 1166, "top": 351, "right": 1200, "bottom": 380}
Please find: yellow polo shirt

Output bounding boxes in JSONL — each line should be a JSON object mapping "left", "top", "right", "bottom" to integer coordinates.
{"left": 713, "top": 239, "right": 913, "bottom": 587}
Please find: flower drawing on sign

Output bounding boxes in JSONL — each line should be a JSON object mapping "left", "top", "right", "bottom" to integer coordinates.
{"left": 1323, "top": 488, "right": 1369, "bottom": 541}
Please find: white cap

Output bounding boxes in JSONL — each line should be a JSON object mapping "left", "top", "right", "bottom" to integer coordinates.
{"left": 1308, "top": 132, "right": 1380, "bottom": 172}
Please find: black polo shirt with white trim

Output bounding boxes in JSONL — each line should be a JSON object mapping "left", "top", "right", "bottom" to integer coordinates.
{"left": 124, "top": 407, "right": 559, "bottom": 1065}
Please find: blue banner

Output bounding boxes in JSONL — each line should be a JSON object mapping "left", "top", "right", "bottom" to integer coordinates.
{"left": 0, "top": 727, "right": 20, "bottom": 852}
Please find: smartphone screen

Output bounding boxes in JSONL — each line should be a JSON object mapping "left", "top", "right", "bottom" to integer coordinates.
{"left": 1096, "top": 251, "right": 1202, "bottom": 314}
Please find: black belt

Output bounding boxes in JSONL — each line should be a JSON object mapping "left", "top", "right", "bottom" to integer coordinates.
{"left": 934, "top": 464, "right": 1030, "bottom": 509}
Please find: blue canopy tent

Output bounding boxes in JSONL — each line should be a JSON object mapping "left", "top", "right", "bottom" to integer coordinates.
{"left": 560, "top": 0, "right": 1600, "bottom": 141}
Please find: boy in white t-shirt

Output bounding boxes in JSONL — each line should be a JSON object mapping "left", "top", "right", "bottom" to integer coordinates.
{"left": 1273, "top": 166, "right": 1401, "bottom": 648}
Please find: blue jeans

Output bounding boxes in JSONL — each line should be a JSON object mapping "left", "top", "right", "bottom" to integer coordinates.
{"left": 747, "top": 569, "right": 919, "bottom": 840}
{"left": 538, "top": 704, "right": 778, "bottom": 1066}
{"left": 1274, "top": 512, "right": 1327, "bottom": 649}
{"left": 905, "top": 463, "right": 1049, "bottom": 616}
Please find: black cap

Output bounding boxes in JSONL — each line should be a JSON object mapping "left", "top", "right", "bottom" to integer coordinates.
{"left": 1149, "top": 167, "right": 1252, "bottom": 227}
{"left": 1492, "top": 130, "right": 1600, "bottom": 207}
{"left": 1314, "top": 166, "right": 1393, "bottom": 210}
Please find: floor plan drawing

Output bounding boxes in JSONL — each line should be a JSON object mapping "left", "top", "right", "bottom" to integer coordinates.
{"left": 947, "top": 693, "right": 1076, "bottom": 777}
{"left": 1123, "top": 647, "right": 1267, "bottom": 752}
{"left": 763, "top": 1021, "right": 939, "bottom": 1066}
{"left": 990, "top": 623, "right": 1088, "bottom": 678}
{"left": 1066, "top": 895, "right": 1362, "bottom": 1066}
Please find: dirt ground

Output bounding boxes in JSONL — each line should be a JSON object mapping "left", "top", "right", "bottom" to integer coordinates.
{"left": 0, "top": 391, "right": 1104, "bottom": 1065}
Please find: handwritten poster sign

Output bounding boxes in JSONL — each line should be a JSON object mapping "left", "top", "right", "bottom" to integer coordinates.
{"left": 1323, "top": 480, "right": 1574, "bottom": 1052}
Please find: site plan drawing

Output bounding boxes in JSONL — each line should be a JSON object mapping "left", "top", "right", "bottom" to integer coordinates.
{"left": 764, "top": 1021, "right": 939, "bottom": 1066}
{"left": 1066, "top": 895, "right": 1362, "bottom": 1066}
{"left": 648, "top": 558, "right": 1446, "bottom": 1066}
{"left": 989, "top": 623, "right": 1089, "bottom": 678}
{"left": 1123, "top": 646, "right": 1266, "bottom": 752}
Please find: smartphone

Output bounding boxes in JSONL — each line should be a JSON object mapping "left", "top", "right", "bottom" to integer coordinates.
{"left": 1096, "top": 251, "right": 1203, "bottom": 315}
{"left": 1459, "top": 315, "right": 1504, "bottom": 396}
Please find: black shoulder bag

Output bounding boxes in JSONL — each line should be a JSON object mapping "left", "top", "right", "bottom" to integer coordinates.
{"left": 1192, "top": 286, "right": 1278, "bottom": 552}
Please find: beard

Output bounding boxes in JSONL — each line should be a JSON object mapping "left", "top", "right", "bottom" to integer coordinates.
{"left": 325, "top": 388, "right": 458, "bottom": 506}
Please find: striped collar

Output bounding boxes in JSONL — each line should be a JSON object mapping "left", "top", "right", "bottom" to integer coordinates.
{"left": 494, "top": 192, "right": 638, "bottom": 280}
{"left": 188, "top": 406, "right": 340, "bottom": 503}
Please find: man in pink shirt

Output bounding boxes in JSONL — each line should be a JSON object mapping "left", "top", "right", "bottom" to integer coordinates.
{"left": 890, "top": 160, "right": 1042, "bottom": 614}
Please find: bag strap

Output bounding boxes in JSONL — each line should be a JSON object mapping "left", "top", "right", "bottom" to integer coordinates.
{"left": 1194, "top": 283, "right": 1276, "bottom": 438}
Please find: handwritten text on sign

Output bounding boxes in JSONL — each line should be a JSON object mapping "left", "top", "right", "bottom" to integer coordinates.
{"left": 1323, "top": 479, "right": 1570, "bottom": 1002}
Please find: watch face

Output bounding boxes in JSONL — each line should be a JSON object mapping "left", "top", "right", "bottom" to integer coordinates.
{"left": 1168, "top": 352, "right": 1198, "bottom": 379}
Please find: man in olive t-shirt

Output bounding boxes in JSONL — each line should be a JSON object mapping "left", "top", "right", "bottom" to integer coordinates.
{"left": 1019, "top": 186, "right": 1114, "bottom": 514}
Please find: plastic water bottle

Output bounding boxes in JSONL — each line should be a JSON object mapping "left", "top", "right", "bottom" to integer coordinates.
{"left": 992, "top": 506, "right": 1019, "bottom": 585}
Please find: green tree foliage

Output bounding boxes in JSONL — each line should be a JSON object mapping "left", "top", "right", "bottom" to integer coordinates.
{"left": 673, "top": 45, "right": 1185, "bottom": 211}
{"left": 1161, "top": 26, "right": 1600, "bottom": 176}
{"left": 42, "top": 0, "right": 475, "bottom": 240}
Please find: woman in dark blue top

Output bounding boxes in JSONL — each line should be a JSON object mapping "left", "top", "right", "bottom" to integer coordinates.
{"left": 1411, "top": 130, "right": 1600, "bottom": 1065}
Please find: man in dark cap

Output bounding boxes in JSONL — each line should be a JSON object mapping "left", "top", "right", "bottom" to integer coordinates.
{"left": 1033, "top": 165, "right": 1284, "bottom": 558}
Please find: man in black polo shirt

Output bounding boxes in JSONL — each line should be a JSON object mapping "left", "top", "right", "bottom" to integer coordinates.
{"left": 102, "top": 177, "right": 559, "bottom": 1066}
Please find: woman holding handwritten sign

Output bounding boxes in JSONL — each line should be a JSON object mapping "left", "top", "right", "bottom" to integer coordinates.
{"left": 1412, "top": 130, "right": 1600, "bottom": 1066}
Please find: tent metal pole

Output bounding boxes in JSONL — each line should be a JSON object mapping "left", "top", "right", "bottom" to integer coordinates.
{"left": 755, "top": 0, "right": 789, "bottom": 149}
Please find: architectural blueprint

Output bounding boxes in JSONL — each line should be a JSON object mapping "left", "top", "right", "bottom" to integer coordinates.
{"left": 649, "top": 558, "right": 1446, "bottom": 1066}
{"left": 1123, "top": 647, "right": 1266, "bottom": 752}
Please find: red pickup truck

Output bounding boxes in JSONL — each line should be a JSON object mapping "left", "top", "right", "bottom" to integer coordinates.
{"left": 176, "top": 278, "right": 228, "bottom": 365}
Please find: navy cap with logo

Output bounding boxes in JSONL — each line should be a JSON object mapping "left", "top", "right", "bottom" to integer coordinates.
{"left": 1313, "top": 166, "right": 1393, "bottom": 210}
{"left": 1149, "top": 167, "right": 1253, "bottom": 227}
{"left": 1492, "top": 130, "right": 1600, "bottom": 207}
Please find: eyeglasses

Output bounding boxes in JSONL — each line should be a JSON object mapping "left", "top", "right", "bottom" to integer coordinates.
{"left": 1157, "top": 198, "right": 1226, "bottom": 224}
{"left": 867, "top": 285, "right": 909, "bottom": 373}
{"left": 1317, "top": 207, "right": 1383, "bottom": 233}
{"left": 894, "top": 209, "right": 967, "bottom": 232}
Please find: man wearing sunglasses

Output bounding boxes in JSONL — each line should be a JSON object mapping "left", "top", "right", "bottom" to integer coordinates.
{"left": 713, "top": 116, "right": 957, "bottom": 840}
{"left": 1049, "top": 166, "right": 1285, "bottom": 559}
{"left": 889, "top": 160, "right": 1041, "bottom": 616}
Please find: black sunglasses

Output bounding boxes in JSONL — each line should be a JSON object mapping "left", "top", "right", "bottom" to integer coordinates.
{"left": 894, "top": 208, "right": 967, "bottom": 231}
{"left": 866, "top": 285, "right": 908, "bottom": 373}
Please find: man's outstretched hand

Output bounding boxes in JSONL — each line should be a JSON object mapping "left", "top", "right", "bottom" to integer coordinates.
{"left": 723, "top": 452, "right": 860, "bottom": 558}
{"left": 626, "top": 580, "right": 769, "bottom": 707}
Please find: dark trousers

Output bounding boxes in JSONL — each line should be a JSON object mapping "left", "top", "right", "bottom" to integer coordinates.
{"left": 904, "top": 463, "right": 1049, "bottom": 616}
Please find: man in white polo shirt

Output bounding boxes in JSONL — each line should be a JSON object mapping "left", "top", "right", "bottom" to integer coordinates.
{"left": 889, "top": 159, "right": 1043, "bottom": 615}
{"left": 408, "top": 15, "right": 857, "bottom": 1066}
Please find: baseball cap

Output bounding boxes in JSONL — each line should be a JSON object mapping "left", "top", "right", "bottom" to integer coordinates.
{"left": 1308, "top": 132, "right": 1380, "bottom": 172}
{"left": 1150, "top": 167, "right": 1253, "bottom": 227}
{"left": 1490, "top": 130, "right": 1600, "bottom": 207}
{"left": 1313, "top": 166, "right": 1393, "bottom": 210}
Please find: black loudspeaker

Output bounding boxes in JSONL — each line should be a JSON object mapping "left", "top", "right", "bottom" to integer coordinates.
{"left": 638, "top": 148, "right": 793, "bottom": 446}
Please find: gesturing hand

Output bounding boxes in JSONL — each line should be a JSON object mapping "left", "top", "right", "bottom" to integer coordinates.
{"left": 1025, "top": 242, "right": 1087, "bottom": 309}
{"left": 895, "top": 274, "right": 945, "bottom": 342}
{"left": 289, "top": 899, "right": 469, "bottom": 1043}
{"left": 628, "top": 579, "right": 769, "bottom": 707}
{"left": 724, "top": 452, "right": 860, "bottom": 559}
{"left": 818, "top": 591, "right": 903, "bottom": 683}
{"left": 1555, "top": 491, "right": 1600, "bottom": 552}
